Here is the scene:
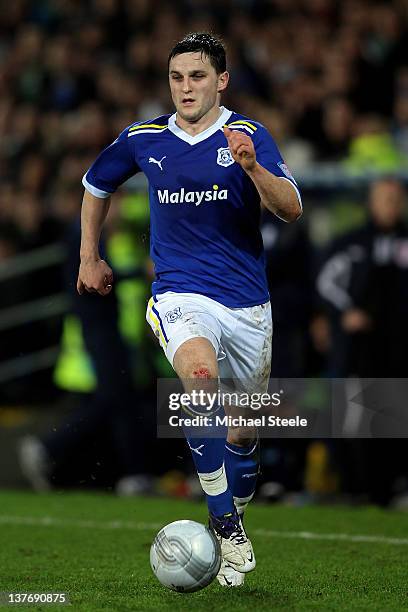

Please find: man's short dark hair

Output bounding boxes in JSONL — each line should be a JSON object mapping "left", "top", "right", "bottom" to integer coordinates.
{"left": 168, "top": 32, "right": 226, "bottom": 74}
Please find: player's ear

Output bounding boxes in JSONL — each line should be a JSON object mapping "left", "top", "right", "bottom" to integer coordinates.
{"left": 217, "top": 71, "right": 229, "bottom": 93}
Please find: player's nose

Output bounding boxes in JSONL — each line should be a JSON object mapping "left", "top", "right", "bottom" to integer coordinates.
{"left": 182, "top": 78, "right": 192, "bottom": 92}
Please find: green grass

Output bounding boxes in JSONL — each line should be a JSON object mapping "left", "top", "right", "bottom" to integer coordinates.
{"left": 1, "top": 491, "right": 408, "bottom": 611}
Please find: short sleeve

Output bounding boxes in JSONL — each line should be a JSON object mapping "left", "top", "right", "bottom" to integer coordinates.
{"left": 82, "top": 127, "right": 141, "bottom": 198}
{"left": 254, "top": 126, "right": 302, "bottom": 209}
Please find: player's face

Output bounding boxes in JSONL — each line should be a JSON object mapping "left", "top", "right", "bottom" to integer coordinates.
{"left": 169, "top": 52, "right": 228, "bottom": 123}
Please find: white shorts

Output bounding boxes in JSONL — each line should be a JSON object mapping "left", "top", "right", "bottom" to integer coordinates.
{"left": 146, "top": 292, "right": 272, "bottom": 393}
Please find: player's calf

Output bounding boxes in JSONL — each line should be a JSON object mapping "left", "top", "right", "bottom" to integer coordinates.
{"left": 225, "top": 433, "right": 260, "bottom": 517}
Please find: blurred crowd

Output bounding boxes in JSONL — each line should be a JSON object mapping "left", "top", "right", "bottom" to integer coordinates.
{"left": 1, "top": 0, "right": 408, "bottom": 253}
{"left": 1, "top": 0, "right": 408, "bottom": 504}
{"left": 1, "top": 0, "right": 408, "bottom": 211}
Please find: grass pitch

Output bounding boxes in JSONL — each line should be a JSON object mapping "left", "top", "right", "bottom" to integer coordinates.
{"left": 0, "top": 491, "right": 408, "bottom": 611}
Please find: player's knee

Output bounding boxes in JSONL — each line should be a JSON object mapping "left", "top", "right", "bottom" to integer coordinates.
{"left": 190, "top": 363, "right": 216, "bottom": 380}
{"left": 227, "top": 425, "right": 257, "bottom": 447}
{"left": 173, "top": 338, "right": 218, "bottom": 381}
{"left": 192, "top": 365, "right": 213, "bottom": 379}
{"left": 176, "top": 358, "right": 217, "bottom": 384}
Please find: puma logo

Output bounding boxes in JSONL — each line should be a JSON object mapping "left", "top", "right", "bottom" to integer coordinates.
{"left": 188, "top": 443, "right": 204, "bottom": 457}
{"left": 148, "top": 155, "right": 166, "bottom": 171}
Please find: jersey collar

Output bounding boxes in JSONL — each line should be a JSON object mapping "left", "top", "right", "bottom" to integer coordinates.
{"left": 168, "top": 106, "right": 232, "bottom": 145}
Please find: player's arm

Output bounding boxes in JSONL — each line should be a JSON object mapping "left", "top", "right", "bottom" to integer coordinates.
{"left": 223, "top": 126, "right": 301, "bottom": 223}
{"left": 77, "top": 190, "right": 113, "bottom": 296}
{"left": 245, "top": 162, "right": 301, "bottom": 222}
{"left": 77, "top": 125, "right": 141, "bottom": 295}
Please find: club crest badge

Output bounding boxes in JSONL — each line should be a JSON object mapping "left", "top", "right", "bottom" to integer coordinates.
{"left": 217, "top": 147, "right": 235, "bottom": 167}
{"left": 165, "top": 307, "right": 182, "bottom": 323}
{"left": 278, "top": 162, "right": 297, "bottom": 184}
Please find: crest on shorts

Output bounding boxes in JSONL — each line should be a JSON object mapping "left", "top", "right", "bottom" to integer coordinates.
{"left": 217, "top": 147, "right": 235, "bottom": 167}
{"left": 165, "top": 307, "right": 182, "bottom": 323}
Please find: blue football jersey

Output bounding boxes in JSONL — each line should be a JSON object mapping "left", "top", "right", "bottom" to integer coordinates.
{"left": 83, "top": 107, "right": 301, "bottom": 308}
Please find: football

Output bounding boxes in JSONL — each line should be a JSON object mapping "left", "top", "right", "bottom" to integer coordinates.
{"left": 150, "top": 519, "right": 221, "bottom": 593}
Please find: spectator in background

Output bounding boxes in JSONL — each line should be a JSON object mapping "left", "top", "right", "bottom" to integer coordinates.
{"left": 345, "top": 114, "right": 407, "bottom": 173}
{"left": 316, "top": 178, "right": 408, "bottom": 505}
{"left": 317, "top": 97, "right": 355, "bottom": 162}
{"left": 317, "top": 177, "right": 408, "bottom": 377}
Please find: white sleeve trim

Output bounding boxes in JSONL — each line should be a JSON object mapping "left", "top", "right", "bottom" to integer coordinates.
{"left": 279, "top": 176, "right": 303, "bottom": 210}
{"left": 82, "top": 174, "right": 112, "bottom": 199}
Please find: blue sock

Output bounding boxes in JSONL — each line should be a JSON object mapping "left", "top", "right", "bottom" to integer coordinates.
{"left": 184, "top": 406, "right": 234, "bottom": 516}
{"left": 224, "top": 439, "right": 260, "bottom": 514}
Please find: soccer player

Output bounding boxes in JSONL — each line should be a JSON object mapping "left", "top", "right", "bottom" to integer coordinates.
{"left": 77, "top": 32, "right": 302, "bottom": 587}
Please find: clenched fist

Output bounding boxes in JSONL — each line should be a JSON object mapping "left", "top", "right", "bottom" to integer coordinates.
{"left": 77, "top": 258, "right": 113, "bottom": 296}
{"left": 223, "top": 126, "right": 257, "bottom": 172}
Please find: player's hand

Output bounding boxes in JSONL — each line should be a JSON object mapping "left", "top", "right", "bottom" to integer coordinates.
{"left": 77, "top": 258, "right": 113, "bottom": 296}
{"left": 223, "top": 126, "right": 257, "bottom": 172}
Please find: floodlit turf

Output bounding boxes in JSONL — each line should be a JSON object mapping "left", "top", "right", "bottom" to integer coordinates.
{"left": 1, "top": 492, "right": 408, "bottom": 611}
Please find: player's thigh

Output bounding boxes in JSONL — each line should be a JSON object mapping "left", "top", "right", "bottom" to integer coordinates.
{"left": 146, "top": 292, "right": 223, "bottom": 371}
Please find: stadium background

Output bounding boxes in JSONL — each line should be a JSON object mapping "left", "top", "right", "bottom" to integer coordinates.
{"left": 1, "top": 0, "right": 408, "bottom": 508}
